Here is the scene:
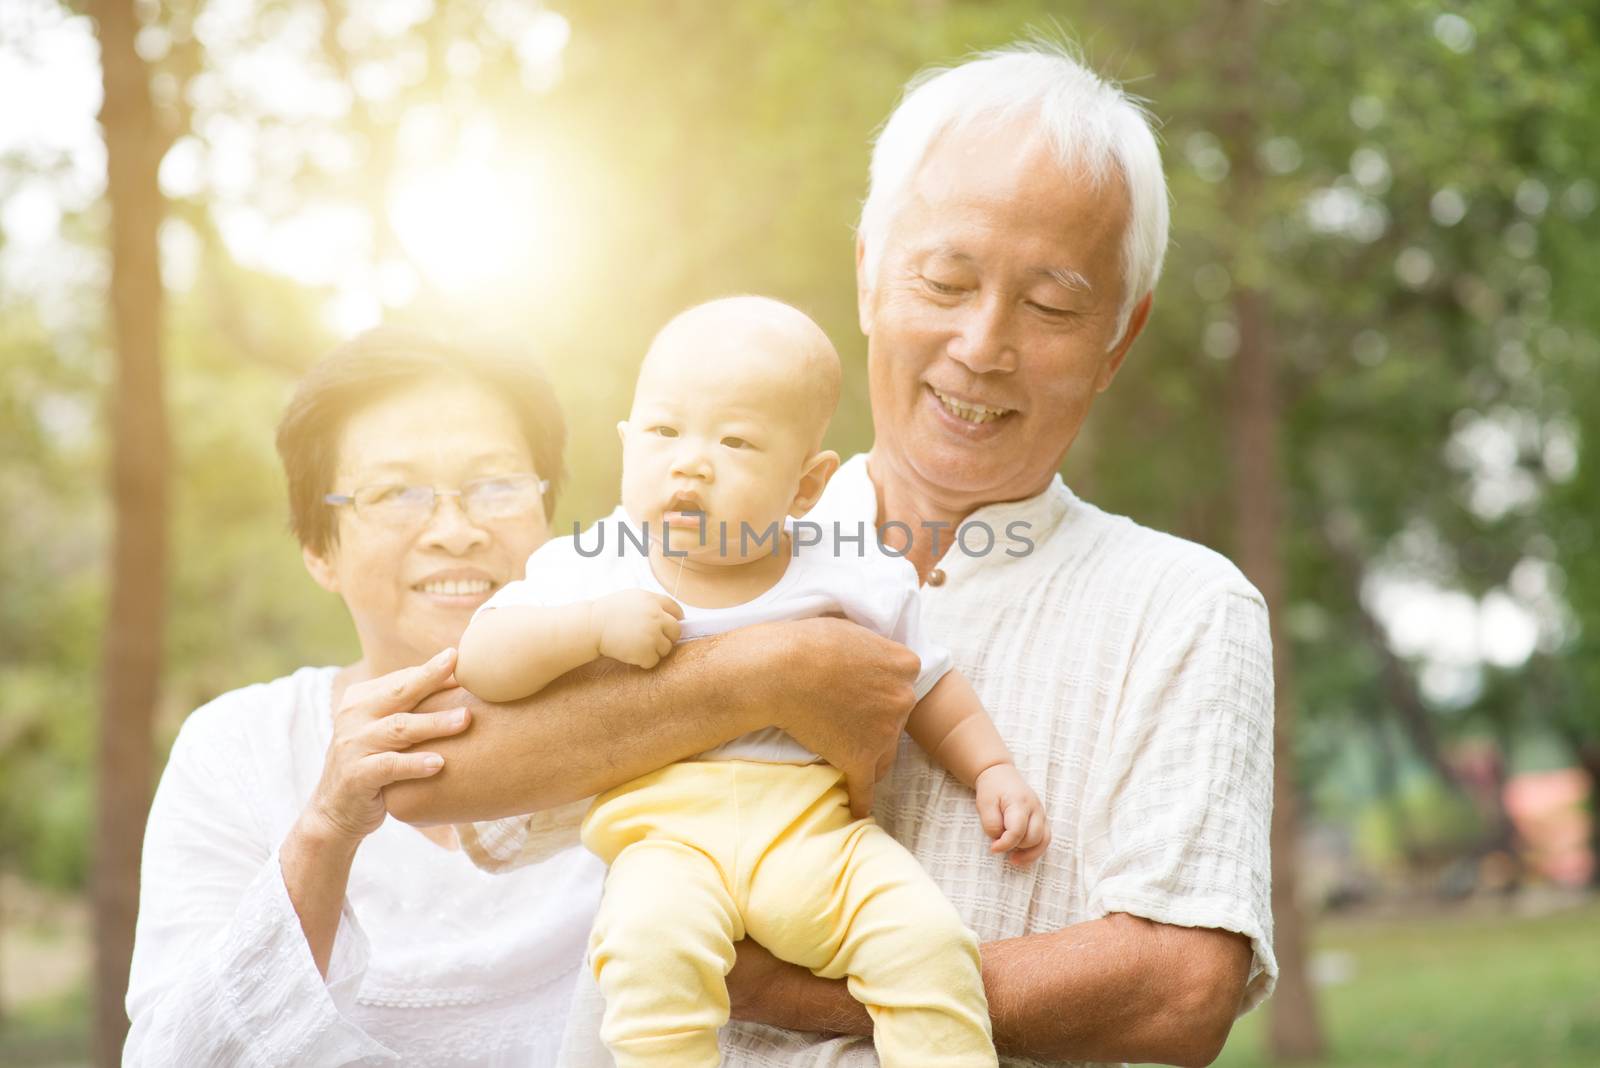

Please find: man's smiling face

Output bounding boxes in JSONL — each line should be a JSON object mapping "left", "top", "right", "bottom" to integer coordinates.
{"left": 857, "top": 117, "right": 1149, "bottom": 510}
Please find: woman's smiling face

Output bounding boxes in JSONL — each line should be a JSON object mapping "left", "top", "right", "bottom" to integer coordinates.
{"left": 303, "top": 377, "right": 550, "bottom": 675}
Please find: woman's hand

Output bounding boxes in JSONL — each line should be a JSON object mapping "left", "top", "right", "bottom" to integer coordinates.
{"left": 302, "top": 647, "right": 473, "bottom": 843}
{"left": 761, "top": 616, "right": 923, "bottom": 818}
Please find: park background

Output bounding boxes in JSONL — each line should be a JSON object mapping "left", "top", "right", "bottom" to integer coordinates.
{"left": 2, "top": 0, "right": 1597, "bottom": 1065}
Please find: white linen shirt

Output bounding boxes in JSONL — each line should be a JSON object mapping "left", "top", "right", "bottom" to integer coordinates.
{"left": 714, "top": 453, "right": 1279, "bottom": 1067}
{"left": 124, "top": 665, "right": 606, "bottom": 1067}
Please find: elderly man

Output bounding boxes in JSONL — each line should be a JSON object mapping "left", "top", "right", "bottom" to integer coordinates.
{"left": 391, "top": 43, "right": 1274, "bottom": 1068}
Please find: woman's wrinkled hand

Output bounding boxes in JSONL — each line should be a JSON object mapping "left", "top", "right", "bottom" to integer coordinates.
{"left": 302, "top": 647, "right": 473, "bottom": 843}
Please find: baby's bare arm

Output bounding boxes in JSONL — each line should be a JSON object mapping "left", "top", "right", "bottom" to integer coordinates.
{"left": 456, "top": 590, "right": 684, "bottom": 703}
{"left": 904, "top": 670, "right": 1015, "bottom": 787}
{"left": 455, "top": 603, "right": 603, "bottom": 703}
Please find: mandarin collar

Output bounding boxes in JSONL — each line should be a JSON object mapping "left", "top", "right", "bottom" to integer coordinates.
{"left": 837, "top": 452, "right": 1077, "bottom": 579}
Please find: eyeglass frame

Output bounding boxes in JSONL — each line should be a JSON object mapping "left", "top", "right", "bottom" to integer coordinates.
{"left": 322, "top": 473, "right": 551, "bottom": 527}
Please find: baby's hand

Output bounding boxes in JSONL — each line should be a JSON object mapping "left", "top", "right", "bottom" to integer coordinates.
{"left": 975, "top": 763, "right": 1050, "bottom": 865}
{"left": 592, "top": 589, "right": 683, "bottom": 669}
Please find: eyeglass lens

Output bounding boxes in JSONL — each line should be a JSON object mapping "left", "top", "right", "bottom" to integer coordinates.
{"left": 354, "top": 476, "right": 543, "bottom": 524}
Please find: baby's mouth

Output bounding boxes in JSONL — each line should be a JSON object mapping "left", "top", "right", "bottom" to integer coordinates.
{"left": 663, "top": 494, "right": 706, "bottom": 528}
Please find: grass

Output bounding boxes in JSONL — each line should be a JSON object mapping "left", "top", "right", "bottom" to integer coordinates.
{"left": 0, "top": 986, "right": 88, "bottom": 1068}
{"left": 4, "top": 898, "right": 1597, "bottom": 1067}
{"left": 1211, "top": 897, "right": 1600, "bottom": 1068}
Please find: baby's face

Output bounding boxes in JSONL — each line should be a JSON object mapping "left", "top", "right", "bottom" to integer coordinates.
{"left": 619, "top": 324, "right": 820, "bottom": 562}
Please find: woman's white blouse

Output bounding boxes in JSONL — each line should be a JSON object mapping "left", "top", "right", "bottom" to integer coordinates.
{"left": 124, "top": 665, "right": 606, "bottom": 1067}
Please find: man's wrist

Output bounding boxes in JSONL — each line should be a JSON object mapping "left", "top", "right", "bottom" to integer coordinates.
{"left": 721, "top": 621, "right": 802, "bottom": 734}
{"left": 789, "top": 970, "right": 874, "bottom": 1036}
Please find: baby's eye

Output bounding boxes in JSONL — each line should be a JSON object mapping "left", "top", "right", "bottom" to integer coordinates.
{"left": 721, "top": 436, "right": 749, "bottom": 450}
{"left": 650, "top": 426, "right": 679, "bottom": 438}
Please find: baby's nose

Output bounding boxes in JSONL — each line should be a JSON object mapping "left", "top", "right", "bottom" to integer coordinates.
{"left": 671, "top": 447, "right": 713, "bottom": 480}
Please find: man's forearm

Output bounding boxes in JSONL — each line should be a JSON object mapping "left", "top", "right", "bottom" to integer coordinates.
{"left": 386, "top": 630, "right": 770, "bottom": 824}
{"left": 738, "top": 914, "right": 1251, "bottom": 1066}
{"left": 979, "top": 915, "right": 1250, "bottom": 1065}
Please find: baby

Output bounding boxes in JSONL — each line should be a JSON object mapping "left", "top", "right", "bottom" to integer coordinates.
{"left": 455, "top": 296, "right": 1047, "bottom": 1068}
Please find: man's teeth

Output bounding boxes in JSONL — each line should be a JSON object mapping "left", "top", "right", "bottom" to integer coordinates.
{"left": 933, "top": 388, "right": 1010, "bottom": 425}
{"left": 418, "top": 579, "right": 492, "bottom": 596}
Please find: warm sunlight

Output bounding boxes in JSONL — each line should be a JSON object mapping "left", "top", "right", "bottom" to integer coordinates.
{"left": 387, "top": 134, "right": 548, "bottom": 297}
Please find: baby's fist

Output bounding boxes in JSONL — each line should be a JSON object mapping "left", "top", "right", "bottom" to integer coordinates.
{"left": 975, "top": 763, "right": 1050, "bottom": 865}
{"left": 593, "top": 589, "right": 683, "bottom": 669}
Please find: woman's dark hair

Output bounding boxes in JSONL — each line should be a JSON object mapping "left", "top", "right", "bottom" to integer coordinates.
{"left": 275, "top": 326, "right": 567, "bottom": 556}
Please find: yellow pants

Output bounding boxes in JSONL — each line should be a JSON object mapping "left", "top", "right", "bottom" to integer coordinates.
{"left": 580, "top": 760, "right": 996, "bottom": 1068}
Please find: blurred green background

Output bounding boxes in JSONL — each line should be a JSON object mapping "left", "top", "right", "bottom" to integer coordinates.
{"left": 2, "top": 0, "right": 1598, "bottom": 1065}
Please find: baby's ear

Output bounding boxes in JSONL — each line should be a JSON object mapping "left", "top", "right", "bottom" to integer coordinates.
{"left": 789, "top": 449, "right": 841, "bottom": 518}
{"left": 615, "top": 419, "right": 629, "bottom": 445}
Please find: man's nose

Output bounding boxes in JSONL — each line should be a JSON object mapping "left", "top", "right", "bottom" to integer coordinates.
{"left": 421, "top": 493, "right": 490, "bottom": 554}
{"left": 947, "top": 292, "right": 1018, "bottom": 374}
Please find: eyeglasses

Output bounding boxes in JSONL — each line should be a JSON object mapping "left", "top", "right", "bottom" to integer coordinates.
{"left": 324, "top": 474, "right": 550, "bottom": 527}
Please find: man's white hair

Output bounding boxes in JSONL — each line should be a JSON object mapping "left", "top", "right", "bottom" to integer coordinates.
{"left": 858, "top": 41, "right": 1170, "bottom": 340}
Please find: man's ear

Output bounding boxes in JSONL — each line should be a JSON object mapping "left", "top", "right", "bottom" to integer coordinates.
{"left": 789, "top": 449, "right": 841, "bottom": 518}
{"left": 302, "top": 543, "right": 340, "bottom": 594}
{"left": 1095, "top": 292, "right": 1154, "bottom": 394}
{"left": 616, "top": 419, "right": 629, "bottom": 446}
{"left": 855, "top": 235, "right": 874, "bottom": 337}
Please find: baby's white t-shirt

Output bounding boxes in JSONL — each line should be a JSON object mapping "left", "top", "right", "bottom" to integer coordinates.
{"left": 477, "top": 505, "right": 952, "bottom": 765}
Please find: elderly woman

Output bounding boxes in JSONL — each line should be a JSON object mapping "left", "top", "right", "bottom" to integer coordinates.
{"left": 124, "top": 328, "right": 918, "bottom": 1066}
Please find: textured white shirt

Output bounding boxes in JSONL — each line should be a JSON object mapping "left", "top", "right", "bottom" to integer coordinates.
{"left": 125, "top": 665, "right": 606, "bottom": 1067}
{"left": 713, "top": 453, "right": 1279, "bottom": 1067}
{"left": 476, "top": 505, "right": 951, "bottom": 766}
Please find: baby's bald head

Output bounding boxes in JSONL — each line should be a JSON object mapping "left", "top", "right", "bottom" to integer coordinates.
{"left": 636, "top": 295, "right": 842, "bottom": 451}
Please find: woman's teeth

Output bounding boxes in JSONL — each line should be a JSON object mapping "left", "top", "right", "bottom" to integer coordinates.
{"left": 933, "top": 388, "right": 1010, "bottom": 425}
{"left": 417, "top": 579, "right": 492, "bottom": 596}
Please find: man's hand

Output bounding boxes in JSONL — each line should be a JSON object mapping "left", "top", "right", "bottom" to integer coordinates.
{"left": 763, "top": 616, "right": 922, "bottom": 816}
{"left": 592, "top": 589, "right": 683, "bottom": 669}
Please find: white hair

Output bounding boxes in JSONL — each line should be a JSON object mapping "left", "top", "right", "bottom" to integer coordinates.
{"left": 857, "top": 41, "right": 1170, "bottom": 340}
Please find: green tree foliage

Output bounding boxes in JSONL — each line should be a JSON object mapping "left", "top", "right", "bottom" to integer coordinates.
{"left": 2, "top": 0, "right": 1598, "bottom": 964}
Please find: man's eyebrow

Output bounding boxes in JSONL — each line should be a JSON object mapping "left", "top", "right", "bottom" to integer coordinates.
{"left": 919, "top": 244, "right": 974, "bottom": 263}
{"left": 1038, "top": 266, "right": 1093, "bottom": 293}
{"left": 923, "top": 247, "right": 1092, "bottom": 293}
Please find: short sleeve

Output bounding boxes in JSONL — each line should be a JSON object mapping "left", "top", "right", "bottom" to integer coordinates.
{"left": 836, "top": 554, "right": 952, "bottom": 702}
{"left": 1080, "top": 587, "right": 1278, "bottom": 1013}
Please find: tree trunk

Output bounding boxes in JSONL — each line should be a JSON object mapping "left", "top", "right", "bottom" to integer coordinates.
{"left": 1578, "top": 742, "right": 1600, "bottom": 890}
{"left": 1230, "top": 285, "right": 1326, "bottom": 1062}
{"left": 1219, "top": 3, "right": 1325, "bottom": 1058}
{"left": 90, "top": 2, "right": 168, "bottom": 1064}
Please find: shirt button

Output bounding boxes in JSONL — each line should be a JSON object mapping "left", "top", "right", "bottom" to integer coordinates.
{"left": 927, "top": 568, "right": 946, "bottom": 587}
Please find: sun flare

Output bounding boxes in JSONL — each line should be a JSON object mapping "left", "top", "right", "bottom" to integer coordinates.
{"left": 387, "top": 151, "right": 546, "bottom": 296}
